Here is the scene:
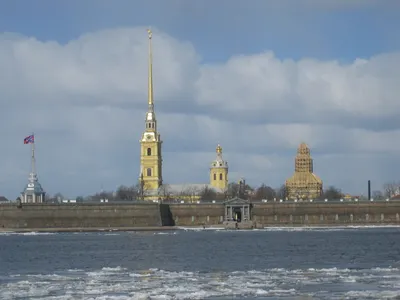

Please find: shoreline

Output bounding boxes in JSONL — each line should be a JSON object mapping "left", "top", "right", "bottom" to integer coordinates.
{"left": 0, "top": 226, "right": 177, "bottom": 233}
{"left": 1, "top": 224, "right": 400, "bottom": 233}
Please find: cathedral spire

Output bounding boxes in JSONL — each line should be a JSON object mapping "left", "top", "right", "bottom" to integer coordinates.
{"left": 144, "top": 28, "right": 157, "bottom": 133}
{"left": 147, "top": 28, "right": 154, "bottom": 111}
{"left": 139, "top": 29, "right": 163, "bottom": 195}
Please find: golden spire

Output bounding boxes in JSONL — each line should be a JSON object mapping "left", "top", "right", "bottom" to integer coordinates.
{"left": 216, "top": 144, "right": 222, "bottom": 154}
{"left": 147, "top": 28, "right": 153, "bottom": 108}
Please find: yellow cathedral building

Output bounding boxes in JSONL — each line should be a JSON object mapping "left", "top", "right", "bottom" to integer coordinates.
{"left": 139, "top": 29, "right": 163, "bottom": 192}
{"left": 285, "top": 143, "right": 323, "bottom": 200}
{"left": 138, "top": 30, "right": 228, "bottom": 201}
{"left": 209, "top": 144, "right": 228, "bottom": 190}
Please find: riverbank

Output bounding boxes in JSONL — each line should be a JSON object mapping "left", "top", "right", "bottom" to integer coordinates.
{"left": 1, "top": 224, "right": 400, "bottom": 233}
{"left": 0, "top": 226, "right": 178, "bottom": 233}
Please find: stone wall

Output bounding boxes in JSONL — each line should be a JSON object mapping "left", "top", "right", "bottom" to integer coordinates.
{"left": 168, "top": 202, "right": 400, "bottom": 226}
{"left": 0, "top": 203, "right": 163, "bottom": 229}
{"left": 252, "top": 202, "right": 400, "bottom": 225}
{"left": 169, "top": 203, "right": 225, "bottom": 226}
{"left": 1, "top": 202, "right": 400, "bottom": 230}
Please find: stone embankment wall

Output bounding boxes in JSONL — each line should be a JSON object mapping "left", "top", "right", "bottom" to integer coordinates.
{"left": 252, "top": 202, "right": 400, "bottom": 226}
{"left": 1, "top": 202, "right": 400, "bottom": 229}
{"left": 170, "top": 202, "right": 400, "bottom": 226}
{"left": 0, "top": 203, "right": 163, "bottom": 229}
{"left": 169, "top": 203, "right": 225, "bottom": 226}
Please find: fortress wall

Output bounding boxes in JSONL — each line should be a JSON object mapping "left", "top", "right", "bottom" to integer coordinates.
{"left": 1, "top": 202, "right": 400, "bottom": 229}
{"left": 252, "top": 202, "right": 400, "bottom": 225}
{"left": 0, "top": 203, "right": 163, "bottom": 229}
{"left": 168, "top": 204, "right": 225, "bottom": 226}
{"left": 167, "top": 202, "right": 400, "bottom": 226}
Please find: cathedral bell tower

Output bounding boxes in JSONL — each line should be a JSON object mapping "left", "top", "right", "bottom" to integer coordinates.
{"left": 210, "top": 144, "right": 228, "bottom": 191}
{"left": 139, "top": 29, "right": 163, "bottom": 192}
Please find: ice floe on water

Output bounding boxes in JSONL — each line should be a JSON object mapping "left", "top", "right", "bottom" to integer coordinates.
{"left": 260, "top": 225, "right": 400, "bottom": 232}
{"left": 1, "top": 266, "right": 400, "bottom": 299}
{"left": 178, "top": 225, "right": 400, "bottom": 233}
{"left": 0, "top": 231, "right": 56, "bottom": 236}
{"left": 177, "top": 227, "right": 225, "bottom": 231}
{"left": 153, "top": 231, "right": 178, "bottom": 235}
{"left": 1, "top": 225, "right": 399, "bottom": 237}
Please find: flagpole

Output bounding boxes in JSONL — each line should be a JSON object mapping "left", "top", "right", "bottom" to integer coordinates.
{"left": 31, "top": 132, "right": 35, "bottom": 179}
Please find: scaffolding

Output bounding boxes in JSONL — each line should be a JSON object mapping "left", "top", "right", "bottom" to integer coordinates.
{"left": 285, "top": 143, "right": 323, "bottom": 200}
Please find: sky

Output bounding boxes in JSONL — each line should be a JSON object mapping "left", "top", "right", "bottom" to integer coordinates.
{"left": 0, "top": 0, "right": 399, "bottom": 199}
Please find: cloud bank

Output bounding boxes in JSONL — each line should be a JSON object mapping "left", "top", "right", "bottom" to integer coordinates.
{"left": 0, "top": 27, "right": 399, "bottom": 199}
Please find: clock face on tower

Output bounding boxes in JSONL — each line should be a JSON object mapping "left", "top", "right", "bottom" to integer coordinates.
{"left": 146, "top": 134, "right": 152, "bottom": 140}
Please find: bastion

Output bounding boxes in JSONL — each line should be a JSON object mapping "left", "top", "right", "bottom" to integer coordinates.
{"left": 1, "top": 201, "right": 400, "bottom": 231}
{"left": 0, "top": 203, "right": 169, "bottom": 229}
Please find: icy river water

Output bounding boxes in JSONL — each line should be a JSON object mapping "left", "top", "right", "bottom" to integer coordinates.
{"left": 1, "top": 226, "right": 400, "bottom": 299}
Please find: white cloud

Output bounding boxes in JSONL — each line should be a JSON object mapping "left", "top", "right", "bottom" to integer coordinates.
{"left": 0, "top": 27, "right": 399, "bottom": 199}
{"left": 197, "top": 52, "right": 400, "bottom": 119}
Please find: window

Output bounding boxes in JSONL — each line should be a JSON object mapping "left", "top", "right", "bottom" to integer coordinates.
{"left": 147, "top": 148, "right": 151, "bottom": 156}
{"left": 147, "top": 168, "right": 152, "bottom": 177}
{"left": 219, "top": 173, "right": 223, "bottom": 180}
{"left": 213, "top": 173, "right": 216, "bottom": 180}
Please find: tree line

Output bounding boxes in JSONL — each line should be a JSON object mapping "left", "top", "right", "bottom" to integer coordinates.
{"left": 45, "top": 180, "right": 400, "bottom": 203}
{"left": 45, "top": 181, "right": 352, "bottom": 203}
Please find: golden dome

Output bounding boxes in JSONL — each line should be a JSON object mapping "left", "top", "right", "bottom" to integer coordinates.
{"left": 216, "top": 144, "right": 222, "bottom": 154}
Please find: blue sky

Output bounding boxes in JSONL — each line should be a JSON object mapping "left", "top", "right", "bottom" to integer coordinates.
{"left": 1, "top": 0, "right": 399, "bottom": 61}
{"left": 0, "top": 0, "right": 399, "bottom": 199}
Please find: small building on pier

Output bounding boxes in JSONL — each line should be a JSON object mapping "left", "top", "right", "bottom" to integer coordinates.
{"left": 223, "top": 197, "right": 254, "bottom": 229}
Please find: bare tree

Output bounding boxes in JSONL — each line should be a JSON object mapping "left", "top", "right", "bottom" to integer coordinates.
{"left": 159, "top": 184, "right": 172, "bottom": 202}
{"left": 142, "top": 183, "right": 154, "bottom": 200}
{"left": 100, "top": 190, "right": 114, "bottom": 201}
{"left": 225, "top": 181, "right": 253, "bottom": 199}
{"left": 372, "top": 190, "right": 383, "bottom": 200}
{"left": 187, "top": 186, "right": 201, "bottom": 201}
{"left": 383, "top": 181, "right": 399, "bottom": 198}
{"left": 88, "top": 190, "right": 115, "bottom": 202}
{"left": 322, "top": 186, "right": 342, "bottom": 200}
{"left": 276, "top": 185, "right": 288, "bottom": 200}
{"left": 227, "top": 182, "right": 240, "bottom": 198}
{"left": 116, "top": 185, "right": 138, "bottom": 201}
{"left": 199, "top": 186, "right": 217, "bottom": 202}
{"left": 44, "top": 193, "right": 52, "bottom": 202}
{"left": 254, "top": 184, "right": 276, "bottom": 200}
{"left": 176, "top": 186, "right": 201, "bottom": 202}
{"left": 45, "top": 192, "right": 63, "bottom": 203}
